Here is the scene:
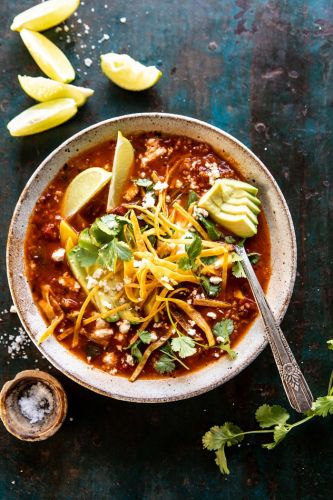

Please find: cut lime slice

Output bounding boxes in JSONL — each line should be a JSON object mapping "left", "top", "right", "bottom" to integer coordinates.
{"left": 107, "top": 131, "right": 135, "bottom": 210}
{"left": 62, "top": 167, "right": 112, "bottom": 219}
{"left": 20, "top": 29, "right": 75, "bottom": 83}
{"left": 11, "top": 0, "right": 80, "bottom": 32}
{"left": 18, "top": 75, "right": 94, "bottom": 107}
{"left": 101, "top": 53, "right": 162, "bottom": 91}
{"left": 7, "top": 98, "right": 77, "bottom": 137}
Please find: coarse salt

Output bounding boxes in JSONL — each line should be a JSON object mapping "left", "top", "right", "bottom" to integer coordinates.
{"left": 18, "top": 382, "right": 54, "bottom": 424}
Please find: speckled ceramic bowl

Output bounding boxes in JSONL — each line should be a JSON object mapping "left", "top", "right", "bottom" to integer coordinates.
{"left": 7, "top": 113, "right": 297, "bottom": 403}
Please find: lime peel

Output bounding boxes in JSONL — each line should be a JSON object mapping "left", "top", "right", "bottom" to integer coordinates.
{"left": 101, "top": 53, "right": 162, "bottom": 91}
{"left": 11, "top": 0, "right": 80, "bottom": 32}
{"left": 18, "top": 75, "right": 94, "bottom": 107}
{"left": 62, "top": 167, "right": 112, "bottom": 219}
{"left": 7, "top": 98, "right": 78, "bottom": 137}
{"left": 107, "top": 131, "right": 135, "bottom": 211}
{"left": 20, "top": 29, "right": 75, "bottom": 83}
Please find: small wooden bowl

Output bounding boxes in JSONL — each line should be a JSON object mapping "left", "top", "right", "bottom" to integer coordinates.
{"left": 0, "top": 370, "right": 67, "bottom": 441}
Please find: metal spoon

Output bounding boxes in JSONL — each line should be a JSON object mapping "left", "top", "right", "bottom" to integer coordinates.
{"left": 235, "top": 245, "right": 313, "bottom": 413}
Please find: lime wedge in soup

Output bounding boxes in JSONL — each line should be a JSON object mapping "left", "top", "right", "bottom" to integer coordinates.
{"left": 20, "top": 29, "right": 75, "bottom": 83}
{"left": 198, "top": 179, "right": 261, "bottom": 238}
{"left": 11, "top": 0, "right": 80, "bottom": 32}
{"left": 7, "top": 98, "right": 77, "bottom": 137}
{"left": 18, "top": 76, "right": 94, "bottom": 107}
{"left": 107, "top": 131, "right": 135, "bottom": 211}
{"left": 101, "top": 53, "right": 162, "bottom": 91}
{"left": 62, "top": 167, "right": 112, "bottom": 219}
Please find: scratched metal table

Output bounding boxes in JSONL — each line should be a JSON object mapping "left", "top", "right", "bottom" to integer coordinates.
{"left": 0, "top": 1, "right": 332, "bottom": 499}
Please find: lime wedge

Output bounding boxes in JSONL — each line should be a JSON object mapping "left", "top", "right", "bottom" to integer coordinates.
{"left": 101, "top": 53, "right": 162, "bottom": 91}
{"left": 107, "top": 131, "right": 135, "bottom": 210}
{"left": 20, "top": 29, "right": 75, "bottom": 83}
{"left": 62, "top": 167, "right": 112, "bottom": 219}
{"left": 18, "top": 75, "right": 94, "bottom": 107}
{"left": 11, "top": 0, "right": 80, "bottom": 32}
{"left": 7, "top": 98, "right": 77, "bottom": 137}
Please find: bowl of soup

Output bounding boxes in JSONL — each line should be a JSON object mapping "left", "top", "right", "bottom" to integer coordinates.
{"left": 7, "top": 113, "right": 296, "bottom": 402}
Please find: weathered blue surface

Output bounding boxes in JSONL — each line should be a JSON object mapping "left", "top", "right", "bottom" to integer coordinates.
{"left": 0, "top": 1, "right": 332, "bottom": 499}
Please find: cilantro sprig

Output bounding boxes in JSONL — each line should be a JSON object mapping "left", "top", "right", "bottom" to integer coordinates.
{"left": 212, "top": 319, "right": 237, "bottom": 359}
{"left": 73, "top": 214, "right": 133, "bottom": 270}
{"left": 178, "top": 233, "right": 202, "bottom": 271}
{"left": 203, "top": 339, "right": 333, "bottom": 475}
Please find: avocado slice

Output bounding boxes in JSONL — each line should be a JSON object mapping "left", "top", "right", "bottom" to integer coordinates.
{"left": 220, "top": 178, "right": 258, "bottom": 196}
{"left": 210, "top": 212, "right": 257, "bottom": 238}
{"left": 198, "top": 178, "right": 260, "bottom": 238}
{"left": 229, "top": 189, "right": 261, "bottom": 206}
{"left": 224, "top": 196, "right": 260, "bottom": 215}
{"left": 220, "top": 203, "right": 258, "bottom": 224}
{"left": 67, "top": 246, "right": 140, "bottom": 322}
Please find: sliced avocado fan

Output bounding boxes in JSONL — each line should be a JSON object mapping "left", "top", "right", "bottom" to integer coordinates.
{"left": 198, "top": 179, "right": 261, "bottom": 238}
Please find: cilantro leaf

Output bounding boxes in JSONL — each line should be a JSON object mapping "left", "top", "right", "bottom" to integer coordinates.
{"left": 213, "top": 319, "right": 234, "bottom": 342}
{"left": 74, "top": 246, "right": 98, "bottom": 267}
{"left": 130, "top": 340, "right": 143, "bottom": 363}
{"left": 311, "top": 396, "right": 333, "bottom": 417}
{"left": 203, "top": 423, "right": 244, "bottom": 475}
{"left": 178, "top": 257, "right": 193, "bottom": 270}
{"left": 134, "top": 178, "right": 153, "bottom": 188}
{"left": 202, "top": 423, "right": 244, "bottom": 451}
{"left": 327, "top": 339, "right": 333, "bottom": 350}
{"left": 171, "top": 336, "right": 197, "bottom": 358}
{"left": 248, "top": 252, "right": 261, "bottom": 265}
{"left": 215, "top": 447, "right": 229, "bottom": 475}
{"left": 186, "top": 190, "right": 199, "bottom": 208}
{"left": 178, "top": 234, "right": 202, "bottom": 270}
{"left": 154, "top": 354, "right": 176, "bottom": 374}
{"left": 197, "top": 214, "right": 222, "bottom": 241}
{"left": 201, "top": 256, "right": 217, "bottom": 266}
{"left": 262, "top": 424, "right": 289, "bottom": 450}
{"left": 97, "top": 239, "right": 132, "bottom": 271}
{"left": 224, "top": 235, "right": 236, "bottom": 244}
{"left": 139, "top": 331, "right": 153, "bottom": 344}
{"left": 255, "top": 404, "right": 290, "bottom": 429}
{"left": 186, "top": 233, "right": 202, "bottom": 261}
{"left": 79, "top": 228, "right": 100, "bottom": 251}
{"left": 232, "top": 261, "right": 246, "bottom": 278}
{"left": 86, "top": 342, "right": 103, "bottom": 360}
{"left": 201, "top": 276, "right": 221, "bottom": 297}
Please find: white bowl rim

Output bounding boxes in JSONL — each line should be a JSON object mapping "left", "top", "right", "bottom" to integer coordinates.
{"left": 6, "top": 112, "right": 297, "bottom": 403}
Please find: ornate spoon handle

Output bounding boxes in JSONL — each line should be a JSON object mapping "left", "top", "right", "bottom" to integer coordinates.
{"left": 235, "top": 246, "right": 313, "bottom": 413}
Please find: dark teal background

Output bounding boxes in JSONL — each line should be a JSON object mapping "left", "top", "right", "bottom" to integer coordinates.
{"left": 0, "top": 1, "right": 332, "bottom": 499}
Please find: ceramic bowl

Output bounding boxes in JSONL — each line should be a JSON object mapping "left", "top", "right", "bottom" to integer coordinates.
{"left": 7, "top": 113, "right": 297, "bottom": 403}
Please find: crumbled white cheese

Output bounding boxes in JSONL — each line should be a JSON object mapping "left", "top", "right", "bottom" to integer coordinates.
{"left": 193, "top": 206, "right": 209, "bottom": 218}
{"left": 188, "top": 328, "right": 196, "bottom": 336}
{"left": 150, "top": 332, "right": 158, "bottom": 341}
{"left": 99, "top": 280, "right": 111, "bottom": 293}
{"left": 86, "top": 276, "right": 98, "bottom": 290}
{"left": 84, "top": 57, "right": 93, "bottom": 67}
{"left": 103, "top": 352, "right": 117, "bottom": 366}
{"left": 118, "top": 320, "right": 131, "bottom": 334}
{"left": 51, "top": 248, "right": 65, "bottom": 262}
{"left": 175, "top": 179, "right": 183, "bottom": 188}
{"left": 161, "top": 276, "right": 170, "bottom": 283}
{"left": 94, "top": 328, "right": 114, "bottom": 338}
{"left": 133, "top": 260, "right": 142, "bottom": 268}
{"left": 109, "top": 368, "right": 118, "bottom": 375}
{"left": 153, "top": 181, "right": 169, "bottom": 192}
{"left": 216, "top": 336, "right": 225, "bottom": 343}
{"left": 207, "top": 312, "right": 217, "bottom": 319}
{"left": 125, "top": 353, "right": 135, "bottom": 366}
{"left": 114, "top": 283, "right": 124, "bottom": 292}
{"left": 92, "top": 268, "right": 104, "bottom": 280}
{"left": 188, "top": 320, "right": 196, "bottom": 327}
{"left": 10, "top": 305, "right": 17, "bottom": 314}
{"left": 209, "top": 276, "right": 223, "bottom": 284}
{"left": 142, "top": 192, "right": 156, "bottom": 208}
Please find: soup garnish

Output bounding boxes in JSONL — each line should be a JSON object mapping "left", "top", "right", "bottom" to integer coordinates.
{"left": 25, "top": 132, "right": 271, "bottom": 381}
